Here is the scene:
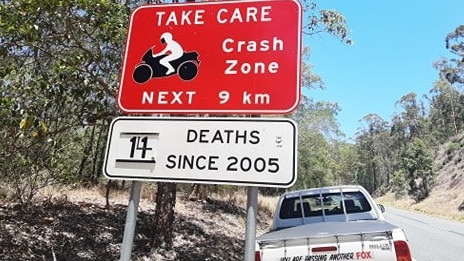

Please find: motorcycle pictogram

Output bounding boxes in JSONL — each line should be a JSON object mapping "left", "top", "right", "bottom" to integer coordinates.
{"left": 132, "top": 49, "right": 200, "bottom": 84}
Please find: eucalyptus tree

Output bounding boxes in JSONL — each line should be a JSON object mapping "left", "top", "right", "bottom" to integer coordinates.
{"left": 335, "top": 142, "right": 360, "bottom": 185}
{"left": 437, "top": 24, "right": 464, "bottom": 86}
{"left": 0, "top": 0, "right": 130, "bottom": 202}
{"left": 428, "top": 24, "right": 464, "bottom": 143}
{"left": 291, "top": 96, "right": 342, "bottom": 189}
{"left": 388, "top": 93, "right": 432, "bottom": 197}
{"left": 394, "top": 93, "right": 426, "bottom": 140}
{"left": 427, "top": 82, "right": 463, "bottom": 142}
{"left": 355, "top": 114, "right": 391, "bottom": 193}
{"left": 290, "top": 0, "right": 351, "bottom": 190}
{"left": 400, "top": 137, "right": 435, "bottom": 202}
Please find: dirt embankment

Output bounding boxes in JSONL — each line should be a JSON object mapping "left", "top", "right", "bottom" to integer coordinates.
{"left": 378, "top": 134, "right": 464, "bottom": 222}
{"left": 0, "top": 192, "right": 273, "bottom": 261}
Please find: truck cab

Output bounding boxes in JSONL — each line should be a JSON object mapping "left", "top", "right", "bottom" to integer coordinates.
{"left": 273, "top": 185, "right": 385, "bottom": 230}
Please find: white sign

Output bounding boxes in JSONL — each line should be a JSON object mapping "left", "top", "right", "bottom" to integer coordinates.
{"left": 103, "top": 117, "right": 297, "bottom": 187}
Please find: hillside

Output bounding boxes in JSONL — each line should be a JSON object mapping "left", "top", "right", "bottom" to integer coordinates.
{"left": 0, "top": 189, "right": 274, "bottom": 260}
{"left": 378, "top": 134, "right": 464, "bottom": 222}
{"left": 428, "top": 134, "right": 464, "bottom": 219}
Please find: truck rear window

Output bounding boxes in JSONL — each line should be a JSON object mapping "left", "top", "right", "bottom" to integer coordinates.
{"left": 279, "top": 191, "right": 372, "bottom": 219}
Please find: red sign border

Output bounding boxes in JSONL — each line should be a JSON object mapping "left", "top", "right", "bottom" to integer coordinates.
{"left": 117, "top": 0, "right": 302, "bottom": 115}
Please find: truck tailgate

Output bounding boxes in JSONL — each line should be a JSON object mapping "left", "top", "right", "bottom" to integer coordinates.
{"left": 257, "top": 221, "right": 399, "bottom": 261}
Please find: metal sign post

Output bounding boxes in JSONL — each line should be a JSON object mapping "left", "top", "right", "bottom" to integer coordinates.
{"left": 120, "top": 181, "right": 143, "bottom": 261}
{"left": 244, "top": 186, "right": 258, "bottom": 261}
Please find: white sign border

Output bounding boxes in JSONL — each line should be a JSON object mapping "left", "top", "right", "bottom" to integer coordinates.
{"left": 103, "top": 116, "right": 297, "bottom": 188}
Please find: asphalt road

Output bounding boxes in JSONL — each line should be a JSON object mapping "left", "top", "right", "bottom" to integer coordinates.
{"left": 383, "top": 206, "right": 464, "bottom": 261}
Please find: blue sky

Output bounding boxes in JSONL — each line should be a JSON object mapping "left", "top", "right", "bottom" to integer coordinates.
{"left": 303, "top": 0, "right": 463, "bottom": 140}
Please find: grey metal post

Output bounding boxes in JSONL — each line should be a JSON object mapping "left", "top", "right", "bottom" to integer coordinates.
{"left": 120, "top": 181, "right": 143, "bottom": 261}
{"left": 244, "top": 186, "right": 258, "bottom": 261}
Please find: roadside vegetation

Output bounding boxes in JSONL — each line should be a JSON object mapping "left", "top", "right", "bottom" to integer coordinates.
{"left": 0, "top": 0, "right": 463, "bottom": 259}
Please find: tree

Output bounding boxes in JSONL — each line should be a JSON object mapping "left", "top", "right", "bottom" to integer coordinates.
{"left": 355, "top": 114, "right": 391, "bottom": 193}
{"left": 153, "top": 182, "right": 177, "bottom": 250}
{"left": 389, "top": 169, "right": 408, "bottom": 198}
{"left": 401, "top": 138, "right": 435, "bottom": 202}
{"left": 428, "top": 24, "right": 464, "bottom": 143}
{"left": 437, "top": 24, "right": 464, "bottom": 86}
{"left": 394, "top": 93, "right": 426, "bottom": 141}
{"left": 302, "top": 1, "right": 352, "bottom": 45}
{"left": 0, "top": 0, "right": 127, "bottom": 202}
{"left": 427, "top": 82, "right": 464, "bottom": 142}
{"left": 335, "top": 143, "right": 360, "bottom": 185}
{"left": 290, "top": 0, "right": 352, "bottom": 190}
{"left": 291, "top": 96, "right": 342, "bottom": 189}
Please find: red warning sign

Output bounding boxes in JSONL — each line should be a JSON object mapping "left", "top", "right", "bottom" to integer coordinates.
{"left": 118, "top": 0, "right": 302, "bottom": 114}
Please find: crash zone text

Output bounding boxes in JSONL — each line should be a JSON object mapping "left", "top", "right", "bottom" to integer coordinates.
{"left": 153, "top": 5, "right": 283, "bottom": 75}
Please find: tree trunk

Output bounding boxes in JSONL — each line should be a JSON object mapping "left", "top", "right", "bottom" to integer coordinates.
{"left": 77, "top": 127, "right": 94, "bottom": 180}
{"left": 188, "top": 183, "right": 208, "bottom": 201}
{"left": 90, "top": 124, "right": 103, "bottom": 183}
{"left": 153, "top": 182, "right": 177, "bottom": 250}
{"left": 371, "top": 162, "right": 377, "bottom": 193}
{"left": 105, "top": 180, "right": 112, "bottom": 209}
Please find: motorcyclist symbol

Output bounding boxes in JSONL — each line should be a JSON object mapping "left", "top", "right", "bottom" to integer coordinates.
{"left": 132, "top": 32, "right": 200, "bottom": 84}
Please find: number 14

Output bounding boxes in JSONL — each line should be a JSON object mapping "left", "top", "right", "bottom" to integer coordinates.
{"left": 129, "top": 136, "right": 152, "bottom": 158}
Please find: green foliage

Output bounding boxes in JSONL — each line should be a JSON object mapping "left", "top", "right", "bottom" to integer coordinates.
{"left": 301, "top": 47, "right": 325, "bottom": 90}
{"left": 389, "top": 170, "right": 407, "bottom": 198}
{"left": 401, "top": 138, "right": 435, "bottom": 202}
{"left": 427, "top": 81, "right": 464, "bottom": 143}
{"left": 296, "top": 130, "right": 335, "bottom": 189}
{"left": 355, "top": 114, "right": 392, "bottom": 193}
{"left": 335, "top": 143, "right": 360, "bottom": 184}
{"left": 439, "top": 24, "right": 464, "bottom": 85}
{"left": 301, "top": 0, "right": 352, "bottom": 44}
{"left": 428, "top": 24, "right": 464, "bottom": 143}
{"left": 0, "top": 0, "right": 128, "bottom": 203}
{"left": 447, "top": 142, "right": 460, "bottom": 154}
{"left": 291, "top": 96, "right": 343, "bottom": 189}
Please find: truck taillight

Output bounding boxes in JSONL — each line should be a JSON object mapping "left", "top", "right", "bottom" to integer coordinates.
{"left": 394, "top": 240, "right": 412, "bottom": 261}
{"left": 255, "top": 251, "right": 261, "bottom": 261}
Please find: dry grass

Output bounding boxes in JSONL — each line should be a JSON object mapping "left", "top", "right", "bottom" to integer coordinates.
{"left": 415, "top": 189, "right": 464, "bottom": 222}
{"left": 37, "top": 184, "right": 279, "bottom": 219}
{"left": 258, "top": 194, "right": 279, "bottom": 217}
{"left": 378, "top": 133, "right": 464, "bottom": 223}
{"left": 376, "top": 189, "right": 464, "bottom": 222}
{"left": 376, "top": 193, "right": 415, "bottom": 209}
{"left": 2, "top": 184, "right": 276, "bottom": 260}
{"left": 52, "top": 183, "right": 462, "bottom": 224}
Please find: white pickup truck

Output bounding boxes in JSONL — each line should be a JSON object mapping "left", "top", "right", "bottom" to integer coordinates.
{"left": 255, "top": 185, "right": 412, "bottom": 261}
